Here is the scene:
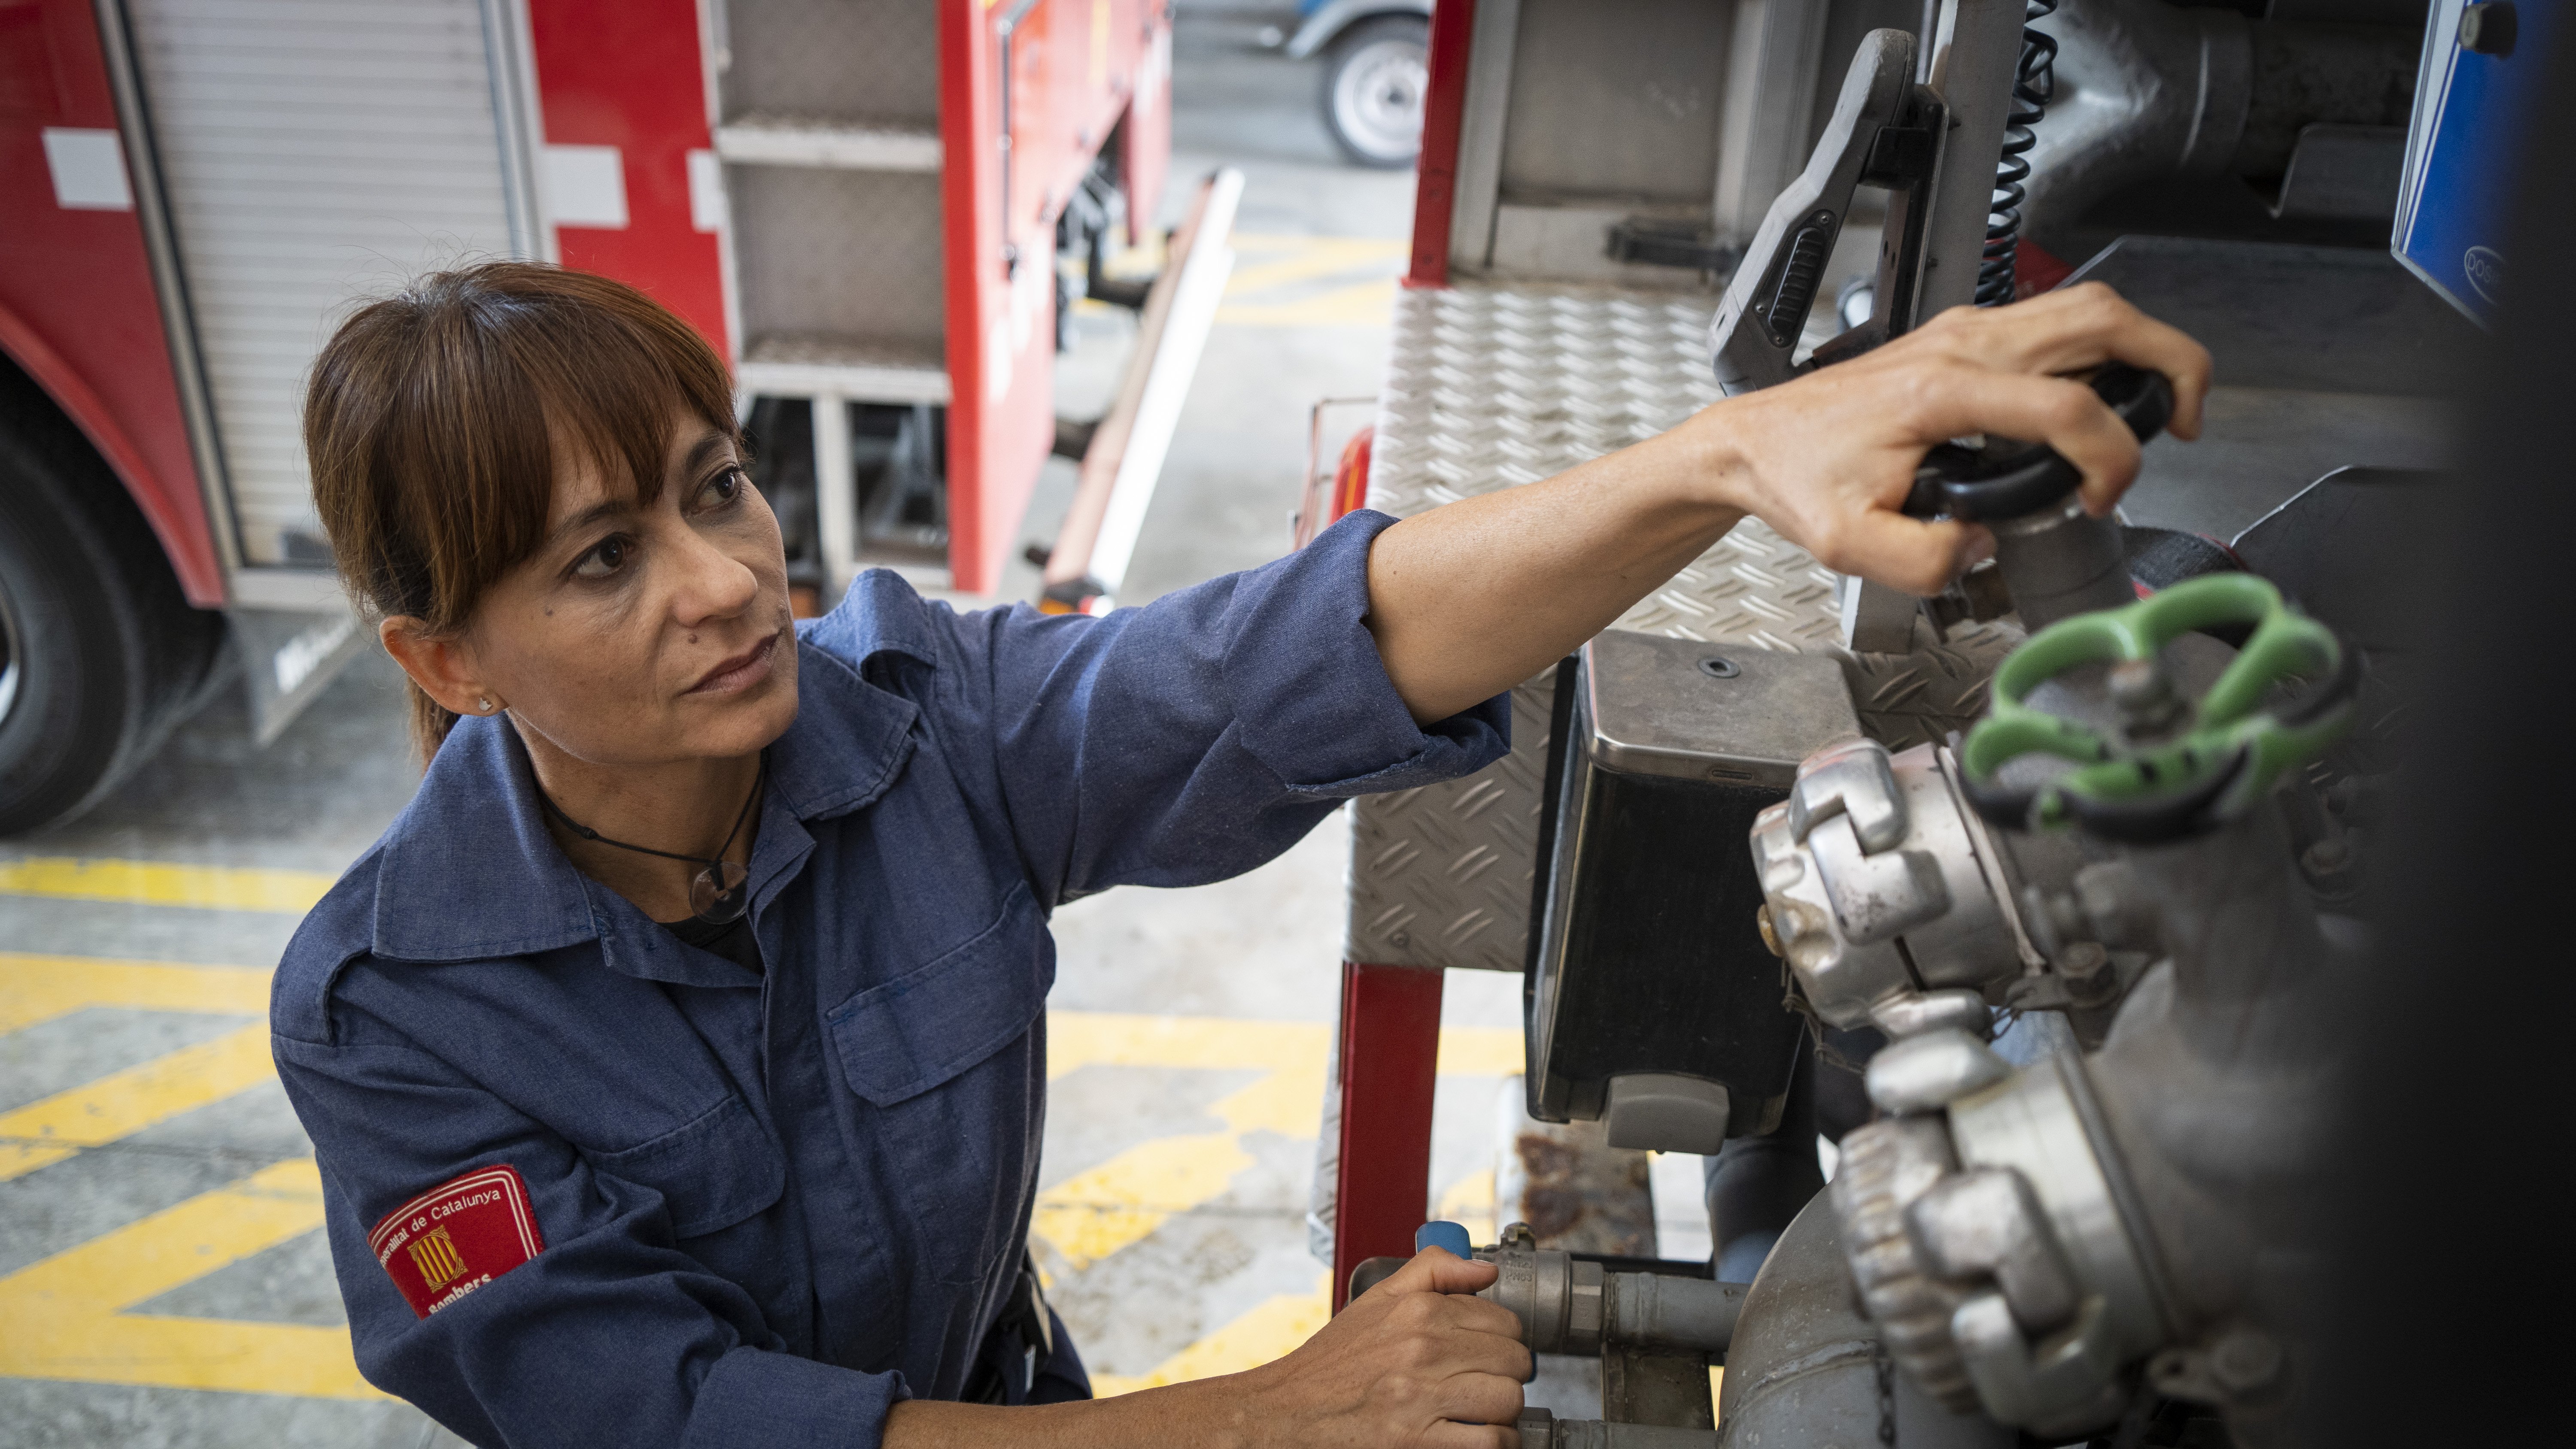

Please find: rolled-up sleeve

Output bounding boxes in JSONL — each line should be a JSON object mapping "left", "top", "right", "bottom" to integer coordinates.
{"left": 273, "top": 1004, "right": 905, "bottom": 1449}
{"left": 912, "top": 508, "right": 1510, "bottom": 902}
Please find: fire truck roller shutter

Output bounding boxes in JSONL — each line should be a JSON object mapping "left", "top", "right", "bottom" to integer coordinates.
{"left": 0, "top": 358, "right": 228, "bottom": 835}
{"left": 119, "top": 0, "right": 533, "bottom": 570}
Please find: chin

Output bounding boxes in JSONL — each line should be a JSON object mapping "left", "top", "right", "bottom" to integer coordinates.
{"left": 734, "top": 664, "right": 802, "bottom": 751}
{"left": 688, "top": 651, "right": 800, "bottom": 759}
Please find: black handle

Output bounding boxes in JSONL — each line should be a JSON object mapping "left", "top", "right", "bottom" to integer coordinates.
{"left": 1904, "top": 364, "right": 2175, "bottom": 523}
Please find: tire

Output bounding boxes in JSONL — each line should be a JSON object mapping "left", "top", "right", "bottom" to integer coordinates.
{"left": 0, "top": 372, "right": 228, "bottom": 836}
{"left": 1321, "top": 16, "right": 1430, "bottom": 169}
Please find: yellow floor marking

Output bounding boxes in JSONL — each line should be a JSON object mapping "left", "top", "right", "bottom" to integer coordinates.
{"left": 1034, "top": 1014, "right": 1520, "bottom": 1270}
{"left": 0, "top": 953, "right": 271, "bottom": 1036}
{"left": 1232, "top": 230, "right": 1403, "bottom": 249}
{"left": 1212, "top": 233, "right": 1406, "bottom": 328}
{"left": 0, "top": 1022, "right": 274, "bottom": 1181}
{"left": 0, "top": 1158, "right": 382, "bottom": 1399}
{"left": 0, "top": 955, "right": 278, "bottom": 1179}
{"left": 1035, "top": 1047, "right": 1329, "bottom": 1269}
{"left": 1048, "top": 1010, "right": 1518, "bottom": 1079}
{"left": 1221, "top": 238, "right": 1408, "bottom": 297}
{"left": 1048, "top": 1011, "right": 1327, "bottom": 1077}
{"left": 1218, "top": 280, "right": 1397, "bottom": 328}
{"left": 0, "top": 858, "right": 335, "bottom": 913}
{"left": 1435, "top": 1025, "right": 1522, "bottom": 1077}
{"left": 1090, "top": 1273, "right": 1332, "bottom": 1396}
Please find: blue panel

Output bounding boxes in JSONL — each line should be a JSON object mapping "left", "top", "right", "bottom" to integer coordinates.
{"left": 2394, "top": 1, "right": 2563, "bottom": 325}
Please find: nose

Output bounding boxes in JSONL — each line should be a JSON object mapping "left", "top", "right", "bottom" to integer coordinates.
{"left": 667, "top": 521, "right": 761, "bottom": 631}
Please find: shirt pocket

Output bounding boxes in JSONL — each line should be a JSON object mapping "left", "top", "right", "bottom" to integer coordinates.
{"left": 582, "top": 1093, "right": 785, "bottom": 1239}
{"left": 825, "top": 882, "right": 1049, "bottom": 1291}
{"left": 826, "top": 881, "right": 1048, "bottom": 1108}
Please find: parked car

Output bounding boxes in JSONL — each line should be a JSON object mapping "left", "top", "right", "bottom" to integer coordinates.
{"left": 1285, "top": 0, "right": 1430, "bottom": 168}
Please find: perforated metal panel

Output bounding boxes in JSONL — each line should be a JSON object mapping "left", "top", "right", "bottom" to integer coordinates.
{"left": 127, "top": 0, "right": 529, "bottom": 567}
{"left": 722, "top": 0, "right": 940, "bottom": 128}
{"left": 729, "top": 165, "right": 948, "bottom": 360}
{"left": 1345, "top": 281, "right": 2020, "bottom": 971}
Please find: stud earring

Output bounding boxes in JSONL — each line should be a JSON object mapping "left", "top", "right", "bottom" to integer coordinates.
{"left": 479, "top": 697, "right": 493, "bottom": 713}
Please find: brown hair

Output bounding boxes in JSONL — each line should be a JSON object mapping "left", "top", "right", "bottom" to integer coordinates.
{"left": 304, "top": 262, "right": 740, "bottom": 761}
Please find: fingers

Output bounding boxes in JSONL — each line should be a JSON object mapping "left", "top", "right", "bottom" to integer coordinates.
{"left": 1432, "top": 1291, "right": 1528, "bottom": 1343}
{"left": 1383, "top": 1245, "right": 1502, "bottom": 1297}
{"left": 1425, "top": 1318, "right": 1535, "bottom": 1382}
{"left": 1432, "top": 1369, "right": 1526, "bottom": 1425}
{"left": 1900, "top": 367, "right": 2145, "bottom": 516}
{"left": 1818, "top": 511, "right": 1987, "bottom": 598}
{"left": 1379, "top": 1277, "right": 1533, "bottom": 1353}
{"left": 1423, "top": 1423, "right": 1519, "bottom": 1449}
{"left": 1920, "top": 283, "right": 2213, "bottom": 441}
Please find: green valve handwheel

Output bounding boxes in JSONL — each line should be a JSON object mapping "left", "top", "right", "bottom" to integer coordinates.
{"left": 1960, "top": 573, "right": 2359, "bottom": 844}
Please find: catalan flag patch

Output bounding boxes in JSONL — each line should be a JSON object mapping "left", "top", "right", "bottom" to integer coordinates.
{"left": 368, "top": 1164, "right": 546, "bottom": 1319}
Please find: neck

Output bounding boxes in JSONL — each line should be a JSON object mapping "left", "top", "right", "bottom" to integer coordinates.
{"left": 514, "top": 721, "right": 764, "bottom": 923}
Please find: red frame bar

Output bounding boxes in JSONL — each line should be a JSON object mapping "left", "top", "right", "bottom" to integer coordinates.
{"left": 1404, "top": 0, "right": 1479, "bottom": 288}
{"left": 1330, "top": 960, "right": 1446, "bottom": 1310}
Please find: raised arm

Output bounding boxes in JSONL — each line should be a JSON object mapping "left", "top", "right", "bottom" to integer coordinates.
{"left": 1362, "top": 283, "right": 2215, "bottom": 723}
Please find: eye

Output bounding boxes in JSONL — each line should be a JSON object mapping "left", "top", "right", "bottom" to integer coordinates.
{"left": 695, "top": 464, "right": 746, "bottom": 510}
{"left": 572, "top": 534, "right": 633, "bottom": 579}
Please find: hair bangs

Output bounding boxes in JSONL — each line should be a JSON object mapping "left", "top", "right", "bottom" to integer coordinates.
{"left": 305, "top": 261, "right": 742, "bottom": 759}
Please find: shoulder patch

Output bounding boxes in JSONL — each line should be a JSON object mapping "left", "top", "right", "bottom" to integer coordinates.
{"left": 368, "top": 1165, "right": 546, "bottom": 1318}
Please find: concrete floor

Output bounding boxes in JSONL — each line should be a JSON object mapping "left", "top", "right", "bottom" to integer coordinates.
{"left": 0, "top": 5, "right": 1707, "bottom": 1443}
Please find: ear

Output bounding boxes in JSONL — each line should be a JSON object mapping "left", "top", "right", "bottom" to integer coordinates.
{"left": 380, "top": 616, "right": 500, "bottom": 717}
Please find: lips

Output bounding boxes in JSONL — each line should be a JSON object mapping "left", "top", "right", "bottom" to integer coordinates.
{"left": 687, "top": 629, "right": 782, "bottom": 696}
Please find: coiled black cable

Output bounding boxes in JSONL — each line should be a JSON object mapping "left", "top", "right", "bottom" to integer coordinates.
{"left": 1977, "top": 0, "right": 2058, "bottom": 306}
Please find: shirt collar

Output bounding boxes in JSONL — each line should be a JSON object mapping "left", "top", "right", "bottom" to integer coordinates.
{"left": 368, "top": 593, "right": 928, "bottom": 967}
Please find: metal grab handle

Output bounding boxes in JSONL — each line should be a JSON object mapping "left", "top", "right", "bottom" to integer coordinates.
{"left": 1905, "top": 364, "right": 2174, "bottom": 522}
{"left": 1708, "top": 29, "right": 1921, "bottom": 396}
{"left": 1903, "top": 364, "right": 2174, "bottom": 523}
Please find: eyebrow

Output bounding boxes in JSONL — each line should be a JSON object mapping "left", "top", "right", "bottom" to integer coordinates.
{"left": 547, "top": 497, "right": 632, "bottom": 547}
{"left": 679, "top": 430, "right": 734, "bottom": 480}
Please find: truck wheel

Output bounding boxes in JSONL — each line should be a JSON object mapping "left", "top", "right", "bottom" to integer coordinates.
{"left": 1322, "top": 16, "right": 1430, "bottom": 169}
{"left": 0, "top": 421, "right": 226, "bottom": 836}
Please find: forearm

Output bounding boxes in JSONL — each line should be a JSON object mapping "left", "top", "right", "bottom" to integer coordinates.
{"left": 1362, "top": 424, "right": 1746, "bottom": 723}
{"left": 884, "top": 1377, "right": 1251, "bottom": 1449}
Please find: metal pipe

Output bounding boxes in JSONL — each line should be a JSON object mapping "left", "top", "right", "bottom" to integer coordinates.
{"left": 1608, "top": 1272, "right": 1746, "bottom": 1354}
{"left": 2121, "top": 801, "right": 2330, "bottom": 1054}
{"left": 1716, "top": 1194, "right": 2015, "bottom": 1449}
{"left": 1991, "top": 503, "right": 2133, "bottom": 630}
{"left": 1552, "top": 1421, "right": 1722, "bottom": 1449}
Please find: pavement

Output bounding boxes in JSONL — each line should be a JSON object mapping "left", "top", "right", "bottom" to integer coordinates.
{"left": 0, "top": 6, "right": 1708, "bottom": 1444}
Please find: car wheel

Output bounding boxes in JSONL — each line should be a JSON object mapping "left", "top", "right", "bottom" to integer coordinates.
{"left": 1321, "top": 16, "right": 1430, "bottom": 169}
{"left": 0, "top": 407, "right": 226, "bottom": 836}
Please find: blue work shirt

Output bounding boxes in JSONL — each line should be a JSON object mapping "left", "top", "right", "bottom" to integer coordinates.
{"left": 270, "top": 511, "right": 1507, "bottom": 1449}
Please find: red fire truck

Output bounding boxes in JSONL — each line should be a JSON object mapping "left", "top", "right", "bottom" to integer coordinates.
{"left": 0, "top": 0, "right": 1217, "bottom": 835}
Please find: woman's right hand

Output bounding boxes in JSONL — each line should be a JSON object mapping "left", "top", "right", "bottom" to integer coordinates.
{"left": 1233, "top": 1247, "right": 1529, "bottom": 1447}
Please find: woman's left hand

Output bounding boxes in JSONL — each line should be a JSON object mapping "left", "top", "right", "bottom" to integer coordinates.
{"left": 1683, "top": 281, "right": 2212, "bottom": 596}
{"left": 1361, "top": 282, "right": 2213, "bottom": 723}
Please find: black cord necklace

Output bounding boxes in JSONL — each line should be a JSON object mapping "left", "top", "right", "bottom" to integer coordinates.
{"left": 536, "top": 754, "right": 767, "bottom": 924}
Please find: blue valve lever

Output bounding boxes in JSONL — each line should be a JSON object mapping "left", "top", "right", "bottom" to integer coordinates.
{"left": 1415, "top": 1221, "right": 1473, "bottom": 1257}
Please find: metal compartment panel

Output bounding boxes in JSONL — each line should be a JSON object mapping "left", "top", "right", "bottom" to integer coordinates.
{"left": 721, "top": 0, "right": 939, "bottom": 129}
{"left": 729, "top": 165, "right": 948, "bottom": 360}
{"left": 127, "top": 0, "right": 530, "bottom": 567}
